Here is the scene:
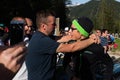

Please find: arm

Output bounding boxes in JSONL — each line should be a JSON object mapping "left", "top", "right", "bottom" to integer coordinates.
{"left": 56, "top": 38, "right": 95, "bottom": 53}
{"left": 57, "top": 35, "right": 72, "bottom": 43}
{"left": 103, "top": 46, "right": 108, "bottom": 53}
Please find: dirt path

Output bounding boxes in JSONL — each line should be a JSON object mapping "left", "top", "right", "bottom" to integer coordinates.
{"left": 108, "top": 51, "right": 120, "bottom": 59}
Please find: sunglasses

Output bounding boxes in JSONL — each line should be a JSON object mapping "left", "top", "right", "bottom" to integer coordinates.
{"left": 70, "top": 27, "right": 77, "bottom": 31}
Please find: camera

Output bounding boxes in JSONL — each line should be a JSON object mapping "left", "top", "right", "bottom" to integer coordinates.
{"left": 9, "top": 23, "right": 24, "bottom": 46}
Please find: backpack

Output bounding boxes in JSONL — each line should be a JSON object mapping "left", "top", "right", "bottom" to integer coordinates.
{"left": 79, "top": 43, "right": 113, "bottom": 80}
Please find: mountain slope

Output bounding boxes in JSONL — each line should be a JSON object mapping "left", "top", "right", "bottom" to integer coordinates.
{"left": 68, "top": 0, "right": 120, "bottom": 32}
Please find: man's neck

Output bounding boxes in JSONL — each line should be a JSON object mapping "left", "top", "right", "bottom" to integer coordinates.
{"left": 38, "top": 29, "right": 48, "bottom": 36}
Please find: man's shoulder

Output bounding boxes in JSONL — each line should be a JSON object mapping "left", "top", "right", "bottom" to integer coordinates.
{"left": 84, "top": 43, "right": 104, "bottom": 54}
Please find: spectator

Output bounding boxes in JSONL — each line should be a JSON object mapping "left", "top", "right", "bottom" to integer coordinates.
{"left": 94, "top": 29, "right": 101, "bottom": 44}
{"left": 24, "top": 18, "right": 33, "bottom": 42}
{"left": 12, "top": 17, "right": 34, "bottom": 80}
{"left": 95, "top": 29, "right": 101, "bottom": 37}
{"left": 108, "top": 33, "right": 115, "bottom": 51}
{"left": 100, "top": 29, "right": 109, "bottom": 53}
{"left": 0, "top": 23, "right": 5, "bottom": 46}
{"left": 9, "top": 17, "right": 26, "bottom": 46}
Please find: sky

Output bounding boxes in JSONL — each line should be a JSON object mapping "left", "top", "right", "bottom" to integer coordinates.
{"left": 71, "top": 0, "right": 120, "bottom": 5}
{"left": 71, "top": 0, "right": 90, "bottom": 5}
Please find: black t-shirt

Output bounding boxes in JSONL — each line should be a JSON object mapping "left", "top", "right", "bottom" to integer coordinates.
{"left": 63, "top": 40, "right": 80, "bottom": 78}
{"left": 26, "top": 31, "right": 60, "bottom": 80}
{"left": 63, "top": 43, "right": 113, "bottom": 80}
{"left": 80, "top": 43, "right": 113, "bottom": 80}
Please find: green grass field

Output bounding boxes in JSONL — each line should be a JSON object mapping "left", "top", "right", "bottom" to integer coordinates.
{"left": 112, "top": 38, "right": 120, "bottom": 52}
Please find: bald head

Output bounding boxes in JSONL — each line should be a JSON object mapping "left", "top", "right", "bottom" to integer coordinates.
{"left": 12, "top": 17, "right": 25, "bottom": 21}
{"left": 10, "top": 17, "right": 26, "bottom": 25}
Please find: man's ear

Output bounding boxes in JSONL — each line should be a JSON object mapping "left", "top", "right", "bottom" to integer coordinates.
{"left": 41, "top": 24, "right": 46, "bottom": 30}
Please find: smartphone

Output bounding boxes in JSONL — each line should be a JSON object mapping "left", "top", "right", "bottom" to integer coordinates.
{"left": 9, "top": 24, "right": 24, "bottom": 46}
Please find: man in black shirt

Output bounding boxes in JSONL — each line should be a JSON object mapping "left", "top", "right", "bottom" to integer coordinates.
{"left": 25, "top": 10, "right": 98, "bottom": 80}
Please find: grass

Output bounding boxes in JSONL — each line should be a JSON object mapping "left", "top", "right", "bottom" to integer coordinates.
{"left": 111, "top": 38, "right": 120, "bottom": 52}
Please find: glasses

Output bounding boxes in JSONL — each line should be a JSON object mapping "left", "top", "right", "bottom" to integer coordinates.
{"left": 70, "top": 27, "right": 77, "bottom": 31}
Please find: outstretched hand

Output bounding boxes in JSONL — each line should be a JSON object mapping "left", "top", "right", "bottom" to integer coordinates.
{"left": 57, "top": 35, "right": 72, "bottom": 43}
{"left": 0, "top": 42, "right": 27, "bottom": 80}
